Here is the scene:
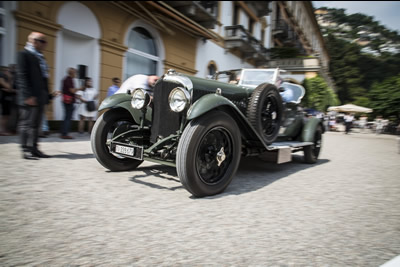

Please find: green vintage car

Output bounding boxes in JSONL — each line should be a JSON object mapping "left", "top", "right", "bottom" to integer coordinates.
{"left": 91, "top": 68, "right": 324, "bottom": 197}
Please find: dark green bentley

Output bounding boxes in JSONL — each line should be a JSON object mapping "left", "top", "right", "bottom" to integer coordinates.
{"left": 91, "top": 68, "right": 324, "bottom": 197}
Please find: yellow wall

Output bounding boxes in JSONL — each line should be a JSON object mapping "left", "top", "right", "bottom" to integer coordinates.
{"left": 15, "top": 1, "right": 198, "bottom": 115}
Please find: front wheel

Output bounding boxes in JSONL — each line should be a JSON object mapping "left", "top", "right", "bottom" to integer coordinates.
{"left": 176, "top": 111, "right": 242, "bottom": 197}
{"left": 303, "top": 125, "right": 323, "bottom": 164}
{"left": 91, "top": 110, "right": 143, "bottom": 171}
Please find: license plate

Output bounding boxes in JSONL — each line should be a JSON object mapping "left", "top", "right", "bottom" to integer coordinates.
{"left": 111, "top": 142, "right": 143, "bottom": 160}
{"left": 115, "top": 145, "right": 134, "bottom": 156}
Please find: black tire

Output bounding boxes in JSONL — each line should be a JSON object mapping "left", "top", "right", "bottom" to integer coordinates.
{"left": 303, "top": 125, "right": 323, "bottom": 164}
{"left": 247, "top": 83, "right": 283, "bottom": 144}
{"left": 176, "top": 111, "right": 242, "bottom": 197}
{"left": 91, "top": 110, "right": 143, "bottom": 171}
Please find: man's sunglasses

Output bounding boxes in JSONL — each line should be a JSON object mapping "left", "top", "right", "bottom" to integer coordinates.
{"left": 35, "top": 39, "right": 47, "bottom": 44}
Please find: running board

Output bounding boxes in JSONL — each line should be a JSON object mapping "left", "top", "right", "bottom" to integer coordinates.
{"left": 260, "top": 141, "right": 313, "bottom": 164}
{"left": 267, "top": 141, "right": 313, "bottom": 150}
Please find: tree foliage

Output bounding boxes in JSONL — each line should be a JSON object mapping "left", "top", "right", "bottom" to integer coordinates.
{"left": 302, "top": 75, "right": 340, "bottom": 111}
{"left": 324, "top": 7, "right": 400, "bottom": 42}
{"left": 316, "top": 7, "right": 400, "bottom": 120}
{"left": 325, "top": 33, "right": 400, "bottom": 116}
{"left": 369, "top": 75, "right": 400, "bottom": 119}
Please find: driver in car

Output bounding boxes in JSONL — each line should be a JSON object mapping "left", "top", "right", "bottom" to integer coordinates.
{"left": 275, "top": 77, "right": 293, "bottom": 102}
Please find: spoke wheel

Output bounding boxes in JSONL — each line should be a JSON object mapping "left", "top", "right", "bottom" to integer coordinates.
{"left": 247, "top": 83, "right": 283, "bottom": 144}
{"left": 304, "top": 125, "right": 323, "bottom": 164}
{"left": 177, "top": 111, "right": 241, "bottom": 197}
{"left": 196, "top": 127, "right": 233, "bottom": 185}
{"left": 260, "top": 95, "right": 280, "bottom": 137}
{"left": 91, "top": 110, "right": 143, "bottom": 171}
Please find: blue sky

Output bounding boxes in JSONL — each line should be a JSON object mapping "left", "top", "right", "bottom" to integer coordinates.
{"left": 312, "top": 1, "right": 400, "bottom": 32}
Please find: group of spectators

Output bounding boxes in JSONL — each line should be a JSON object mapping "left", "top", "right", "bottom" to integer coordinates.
{"left": 59, "top": 67, "right": 98, "bottom": 139}
{"left": 0, "top": 32, "right": 100, "bottom": 159}
{"left": 323, "top": 112, "right": 399, "bottom": 135}
{"left": 1, "top": 30, "right": 159, "bottom": 160}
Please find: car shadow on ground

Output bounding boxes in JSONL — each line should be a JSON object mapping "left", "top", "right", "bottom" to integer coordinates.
{"left": 217, "top": 155, "right": 330, "bottom": 198}
{"left": 128, "top": 154, "right": 330, "bottom": 198}
{"left": 129, "top": 165, "right": 183, "bottom": 191}
{"left": 50, "top": 152, "right": 95, "bottom": 160}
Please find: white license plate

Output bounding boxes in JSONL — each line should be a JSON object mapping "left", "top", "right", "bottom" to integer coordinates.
{"left": 115, "top": 144, "right": 134, "bottom": 156}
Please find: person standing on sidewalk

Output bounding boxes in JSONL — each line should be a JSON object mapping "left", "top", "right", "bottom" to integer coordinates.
{"left": 0, "top": 66, "right": 15, "bottom": 136}
{"left": 344, "top": 113, "right": 354, "bottom": 134}
{"left": 16, "top": 32, "right": 53, "bottom": 159}
{"left": 76, "top": 77, "right": 98, "bottom": 135}
{"left": 106, "top": 77, "right": 120, "bottom": 97}
{"left": 60, "top": 67, "right": 82, "bottom": 139}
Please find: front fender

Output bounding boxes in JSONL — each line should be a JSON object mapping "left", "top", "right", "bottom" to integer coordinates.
{"left": 187, "top": 93, "right": 239, "bottom": 120}
{"left": 99, "top": 94, "right": 152, "bottom": 125}
{"left": 187, "top": 93, "right": 270, "bottom": 148}
{"left": 302, "top": 117, "right": 324, "bottom": 142}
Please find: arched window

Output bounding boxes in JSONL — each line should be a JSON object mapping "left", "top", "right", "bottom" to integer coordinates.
{"left": 126, "top": 27, "right": 160, "bottom": 80}
{"left": 207, "top": 61, "right": 217, "bottom": 77}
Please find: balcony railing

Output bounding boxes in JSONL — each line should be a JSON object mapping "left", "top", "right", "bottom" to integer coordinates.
{"left": 225, "top": 25, "right": 269, "bottom": 65}
{"left": 272, "top": 20, "right": 290, "bottom": 37}
{"left": 167, "top": 1, "right": 218, "bottom": 29}
{"left": 264, "top": 57, "right": 321, "bottom": 71}
{"left": 246, "top": 1, "right": 271, "bottom": 17}
{"left": 272, "top": 19, "right": 299, "bottom": 45}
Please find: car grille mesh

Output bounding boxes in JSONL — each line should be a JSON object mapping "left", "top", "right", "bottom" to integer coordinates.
{"left": 150, "top": 81, "right": 181, "bottom": 143}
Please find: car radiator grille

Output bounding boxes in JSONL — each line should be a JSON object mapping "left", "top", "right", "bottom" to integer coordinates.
{"left": 150, "top": 81, "right": 181, "bottom": 143}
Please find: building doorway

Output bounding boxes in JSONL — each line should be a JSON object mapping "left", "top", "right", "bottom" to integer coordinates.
{"left": 54, "top": 1, "right": 100, "bottom": 121}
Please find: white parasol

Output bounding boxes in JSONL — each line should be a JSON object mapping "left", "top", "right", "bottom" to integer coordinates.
{"left": 327, "top": 104, "right": 373, "bottom": 113}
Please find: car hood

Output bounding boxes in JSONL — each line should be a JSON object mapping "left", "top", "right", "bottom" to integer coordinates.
{"left": 162, "top": 72, "right": 253, "bottom": 100}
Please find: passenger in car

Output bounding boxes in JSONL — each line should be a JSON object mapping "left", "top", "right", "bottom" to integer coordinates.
{"left": 275, "top": 77, "right": 294, "bottom": 102}
{"left": 229, "top": 73, "right": 241, "bottom": 84}
{"left": 115, "top": 74, "right": 159, "bottom": 96}
{"left": 280, "top": 87, "right": 294, "bottom": 102}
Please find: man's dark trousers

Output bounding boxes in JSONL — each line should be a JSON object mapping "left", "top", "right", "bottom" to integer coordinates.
{"left": 61, "top": 103, "right": 74, "bottom": 136}
{"left": 19, "top": 104, "right": 44, "bottom": 152}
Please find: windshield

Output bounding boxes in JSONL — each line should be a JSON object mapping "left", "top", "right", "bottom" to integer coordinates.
{"left": 214, "top": 70, "right": 242, "bottom": 84}
{"left": 240, "top": 70, "right": 276, "bottom": 87}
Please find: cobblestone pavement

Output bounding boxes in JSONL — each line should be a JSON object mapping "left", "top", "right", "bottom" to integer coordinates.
{"left": 0, "top": 131, "right": 399, "bottom": 266}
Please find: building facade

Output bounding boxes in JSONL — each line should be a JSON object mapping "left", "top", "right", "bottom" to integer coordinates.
{"left": 1, "top": 1, "right": 333, "bottom": 121}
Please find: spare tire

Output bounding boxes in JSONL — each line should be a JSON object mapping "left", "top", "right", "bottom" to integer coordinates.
{"left": 247, "top": 83, "right": 284, "bottom": 144}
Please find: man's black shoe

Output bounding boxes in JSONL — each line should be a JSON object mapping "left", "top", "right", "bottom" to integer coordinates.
{"left": 23, "top": 151, "right": 39, "bottom": 160}
{"left": 31, "top": 149, "right": 51, "bottom": 158}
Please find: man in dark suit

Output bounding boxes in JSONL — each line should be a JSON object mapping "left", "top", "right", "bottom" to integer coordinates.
{"left": 17, "top": 32, "right": 54, "bottom": 159}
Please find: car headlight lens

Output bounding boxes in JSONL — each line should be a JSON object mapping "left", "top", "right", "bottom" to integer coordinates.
{"left": 169, "top": 87, "right": 190, "bottom": 112}
{"left": 131, "top": 88, "right": 150, "bottom": 109}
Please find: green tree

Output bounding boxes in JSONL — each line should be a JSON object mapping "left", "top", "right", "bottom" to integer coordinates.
{"left": 325, "top": 33, "right": 400, "bottom": 105}
{"left": 325, "top": 34, "right": 365, "bottom": 103}
{"left": 302, "top": 75, "right": 340, "bottom": 111}
{"left": 319, "top": 7, "right": 400, "bottom": 121}
{"left": 353, "top": 96, "right": 370, "bottom": 108}
{"left": 369, "top": 75, "right": 400, "bottom": 119}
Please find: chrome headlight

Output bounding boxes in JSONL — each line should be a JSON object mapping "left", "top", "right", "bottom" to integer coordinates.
{"left": 169, "top": 87, "right": 190, "bottom": 112}
{"left": 131, "top": 88, "right": 150, "bottom": 110}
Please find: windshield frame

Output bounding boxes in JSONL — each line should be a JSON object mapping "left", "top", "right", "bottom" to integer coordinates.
{"left": 238, "top": 69, "right": 279, "bottom": 88}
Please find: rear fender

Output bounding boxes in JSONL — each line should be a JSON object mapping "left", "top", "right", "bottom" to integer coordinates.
{"left": 99, "top": 94, "right": 152, "bottom": 125}
{"left": 301, "top": 117, "right": 324, "bottom": 142}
